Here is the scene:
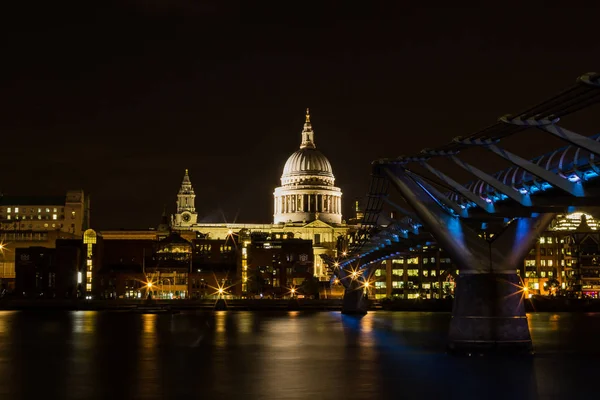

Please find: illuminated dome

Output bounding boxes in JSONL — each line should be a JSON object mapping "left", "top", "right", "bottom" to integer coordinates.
{"left": 281, "top": 148, "right": 335, "bottom": 186}
{"left": 273, "top": 109, "right": 342, "bottom": 225}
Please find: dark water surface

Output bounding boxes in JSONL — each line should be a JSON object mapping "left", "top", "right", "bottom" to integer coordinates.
{"left": 0, "top": 310, "right": 598, "bottom": 399}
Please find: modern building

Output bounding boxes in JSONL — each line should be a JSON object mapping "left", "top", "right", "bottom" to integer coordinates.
{"left": 368, "top": 247, "right": 458, "bottom": 300}
{"left": 521, "top": 211, "right": 600, "bottom": 298}
{"left": 0, "top": 190, "right": 89, "bottom": 282}
{"left": 0, "top": 190, "right": 89, "bottom": 235}
{"left": 171, "top": 109, "right": 356, "bottom": 281}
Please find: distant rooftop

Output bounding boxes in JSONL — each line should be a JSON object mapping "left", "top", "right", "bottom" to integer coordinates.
{"left": 0, "top": 195, "right": 67, "bottom": 206}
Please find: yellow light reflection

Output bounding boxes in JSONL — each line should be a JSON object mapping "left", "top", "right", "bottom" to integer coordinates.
{"left": 73, "top": 311, "right": 96, "bottom": 334}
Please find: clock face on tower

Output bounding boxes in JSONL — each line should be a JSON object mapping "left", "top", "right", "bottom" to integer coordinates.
{"left": 182, "top": 213, "right": 191, "bottom": 223}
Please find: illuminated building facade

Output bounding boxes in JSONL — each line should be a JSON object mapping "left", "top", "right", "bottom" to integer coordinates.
{"left": 172, "top": 170, "right": 198, "bottom": 228}
{"left": 171, "top": 110, "right": 355, "bottom": 282}
{"left": 369, "top": 247, "right": 458, "bottom": 300}
{"left": 0, "top": 190, "right": 89, "bottom": 235}
{"left": 83, "top": 229, "right": 97, "bottom": 299}
{"left": 245, "top": 232, "right": 314, "bottom": 298}
{"left": 95, "top": 230, "right": 237, "bottom": 299}
{"left": 273, "top": 109, "right": 342, "bottom": 225}
{"left": 0, "top": 190, "right": 89, "bottom": 281}
{"left": 521, "top": 212, "right": 600, "bottom": 298}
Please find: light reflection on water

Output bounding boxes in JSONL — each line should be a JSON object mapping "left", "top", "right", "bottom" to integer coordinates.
{"left": 0, "top": 311, "right": 598, "bottom": 399}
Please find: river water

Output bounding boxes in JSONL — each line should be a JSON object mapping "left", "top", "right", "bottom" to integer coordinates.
{"left": 0, "top": 310, "right": 597, "bottom": 399}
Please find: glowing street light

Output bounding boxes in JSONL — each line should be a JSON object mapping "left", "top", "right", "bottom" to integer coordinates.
{"left": 218, "top": 288, "right": 224, "bottom": 295}
{"left": 147, "top": 282, "right": 153, "bottom": 288}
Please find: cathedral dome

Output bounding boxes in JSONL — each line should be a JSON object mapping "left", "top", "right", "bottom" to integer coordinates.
{"left": 281, "top": 148, "right": 334, "bottom": 185}
{"left": 273, "top": 109, "right": 343, "bottom": 225}
{"left": 280, "top": 109, "right": 335, "bottom": 186}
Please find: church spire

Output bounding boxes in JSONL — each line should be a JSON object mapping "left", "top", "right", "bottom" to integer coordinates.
{"left": 300, "top": 108, "right": 316, "bottom": 149}
{"left": 182, "top": 169, "right": 191, "bottom": 185}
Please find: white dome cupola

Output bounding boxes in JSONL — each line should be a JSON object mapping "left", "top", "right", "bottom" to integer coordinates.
{"left": 273, "top": 109, "right": 342, "bottom": 225}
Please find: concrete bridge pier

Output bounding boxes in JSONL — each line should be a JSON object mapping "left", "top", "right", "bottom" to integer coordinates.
{"left": 341, "top": 284, "right": 368, "bottom": 315}
{"left": 383, "top": 166, "right": 554, "bottom": 354}
{"left": 449, "top": 271, "right": 532, "bottom": 355}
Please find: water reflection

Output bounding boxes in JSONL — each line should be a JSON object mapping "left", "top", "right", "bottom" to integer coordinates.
{"left": 136, "top": 314, "right": 161, "bottom": 399}
{"left": 0, "top": 311, "right": 597, "bottom": 398}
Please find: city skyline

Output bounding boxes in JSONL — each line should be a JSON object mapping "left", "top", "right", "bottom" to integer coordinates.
{"left": 2, "top": 2, "right": 600, "bottom": 229}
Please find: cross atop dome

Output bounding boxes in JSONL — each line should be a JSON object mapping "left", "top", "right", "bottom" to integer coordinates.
{"left": 300, "top": 108, "right": 316, "bottom": 149}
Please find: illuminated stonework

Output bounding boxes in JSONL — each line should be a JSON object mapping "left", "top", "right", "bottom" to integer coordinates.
{"left": 168, "top": 110, "right": 354, "bottom": 281}
{"left": 273, "top": 109, "right": 342, "bottom": 225}
{"left": 173, "top": 169, "right": 198, "bottom": 228}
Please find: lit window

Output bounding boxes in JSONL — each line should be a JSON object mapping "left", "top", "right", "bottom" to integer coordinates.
{"left": 7, "top": 215, "right": 11, "bottom": 220}
{"left": 540, "top": 271, "right": 546, "bottom": 278}
{"left": 7, "top": 208, "right": 11, "bottom": 213}
{"left": 14, "top": 207, "right": 19, "bottom": 213}
{"left": 52, "top": 224, "right": 55, "bottom": 228}
{"left": 38, "top": 208, "right": 41, "bottom": 213}
{"left": 539, "top": 237, "right": 546, "bottom": 244}
{"left": 541, "top": 260, "right": 546, "bottom": 266}
{"left": 53, "top": 208, "right": 57, "bottom": 212}
{"left": 44, "top": 223, "right": 48, "bottom": 227}
{"left": 547, "top": 237, "right": 553, "bottom": 244}
{"left": 46, "top": 208, "right": 50, "bottom": 213}
{"left": 548, "top": 260, "right": 553, "bottom": 267}
{"left": 38, "top": 215, "right": 41, "bottom": 220}
{"left": 52, "top": 214, "right": 57, "bottom": 220}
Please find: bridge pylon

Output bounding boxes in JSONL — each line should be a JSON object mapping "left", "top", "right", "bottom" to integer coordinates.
{"left": 341, "top": 280, "right": 369, "bottom": 315}
{"left": 383, "top": 166, "right": 554, "bottom": 354}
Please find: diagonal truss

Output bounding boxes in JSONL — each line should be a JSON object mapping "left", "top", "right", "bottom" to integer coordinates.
{"left": 327, "top": 72, "right": 600, "bottom": 276}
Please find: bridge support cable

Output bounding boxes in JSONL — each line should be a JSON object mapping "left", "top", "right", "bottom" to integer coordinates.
{"left": 446, "top": 155, "right": 533, "bottom": 206}
{"left": 403, "top": 169, "right": 468, "bottom": 217}
{"left": 419, "top": 161, "right": 496, "bottom": 213}
{"left": 382, "top": 165, "right": 555, "bottom": 354}
{"left": 455, "top": 138, "right": 585, "bottom": 197}
{"left": 499, "top": 115, "right": 600, "bottom": 159}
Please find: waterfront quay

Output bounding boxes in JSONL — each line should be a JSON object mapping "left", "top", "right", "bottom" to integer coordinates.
{"left": 3, "top": 297, "right": 600, "bottom": 313}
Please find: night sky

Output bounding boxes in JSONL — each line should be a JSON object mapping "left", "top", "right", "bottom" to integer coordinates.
{"left": 2, "top": 2, "right": 600, "bottom": 229}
